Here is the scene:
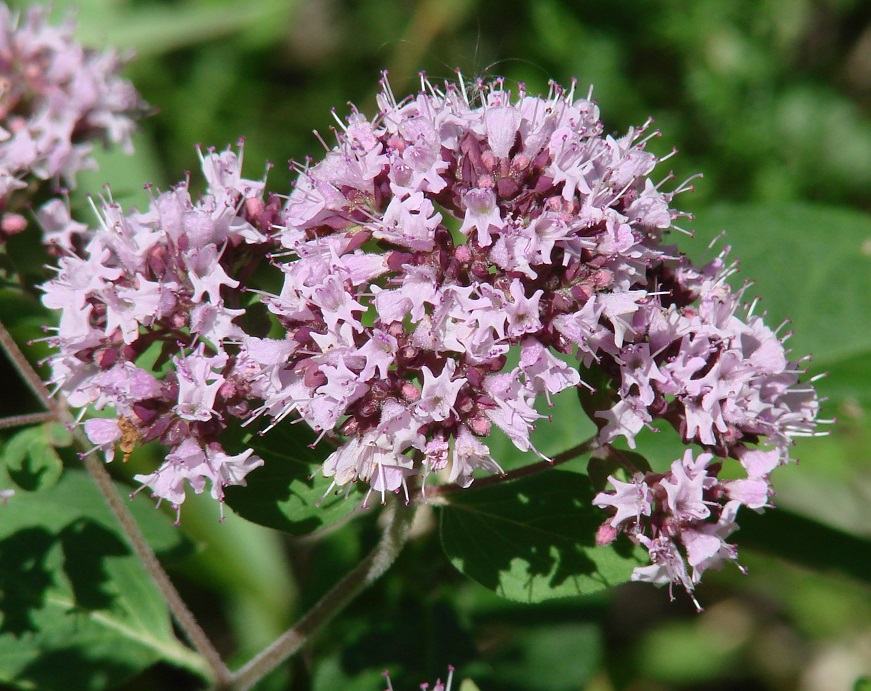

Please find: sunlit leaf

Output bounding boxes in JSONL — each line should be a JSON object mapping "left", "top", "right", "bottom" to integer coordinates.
{"left": 0, "top": 424, "right": 65, "bottom": 492}
{"left": 440, "top": 470, "right": 642, "bottom": 602}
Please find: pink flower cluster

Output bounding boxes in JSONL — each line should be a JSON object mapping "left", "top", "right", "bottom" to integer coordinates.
{"left": 41, "top": 146, "right": 280, "bottom": 519}
{"left": 589, "top": 252, "right": 821, "bottom": 602}
{"left": 247, "top": 76, "right": 677, "bottom": 503}
{"left": 39, "top": 74, "right": 820, "bottom": 596}
{"left": 595, "top": 448, "right": 766, "bottom": 609}
{"left": 0, "top": 3, "right": 141, "bottom": 243}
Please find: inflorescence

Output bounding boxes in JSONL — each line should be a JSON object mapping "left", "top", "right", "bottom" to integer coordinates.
{"left": 0, "top": 3, "right": 141, "bottom": 245}
{"left": 39, "top": 72, "right": 821, "bottom": 602}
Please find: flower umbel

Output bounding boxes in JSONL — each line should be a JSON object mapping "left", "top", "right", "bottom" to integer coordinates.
{"left": 246, "top": 75, "right": 678, "bottom": 504}
{"left": 40, "top": 143, "right": 277, "bottom": 520}
{"left": 0, "top": 3, "right": 143, "bottom": 245}
{"left": 39, "top": 74, "right": 821, "bottom": 600}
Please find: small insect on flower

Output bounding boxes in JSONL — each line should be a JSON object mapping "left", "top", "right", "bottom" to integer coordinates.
{"left": 117, "top": 416, "right": 142, "bottom": 463}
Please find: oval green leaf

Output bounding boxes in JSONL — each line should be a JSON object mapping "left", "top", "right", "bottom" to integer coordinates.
{"left": 439, "top": 469, "right": 643, "bottom": 603}
{"left": 1, "top": 424, "right": 65, "bottom": 492}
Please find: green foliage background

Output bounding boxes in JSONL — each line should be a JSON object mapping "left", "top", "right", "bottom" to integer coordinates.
{"left": 1, "top": 0, "right": 870, "bottom": 689}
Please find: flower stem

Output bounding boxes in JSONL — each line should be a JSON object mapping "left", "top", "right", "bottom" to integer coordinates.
{"left": 0, "top": 410, "right": 57, "bottom": 429}
{"left": 427, "top": 434, "right": 601, "bottom": 499}
{"left": 0, "top": 319, "right": 230, "bottom": 686}
{"left": 229, "top": 502, "right": 417, "bottom": 691}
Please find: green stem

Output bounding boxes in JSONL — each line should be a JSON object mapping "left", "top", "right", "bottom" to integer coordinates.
{"left": 427, "top": 434, "right": 601, "bottom": 500}
{"left": 229, "top": 502, "right": 417, "bottom": 691}
{"left": 0, "top": 411, "right": 56, "bottom": 429}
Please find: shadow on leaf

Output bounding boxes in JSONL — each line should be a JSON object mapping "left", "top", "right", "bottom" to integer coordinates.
{"left": 0, "top": 526, "right": 55, "bottom": 635}
{"left": 59, "top": 519, "right": 129, "bottom": 610}
{"left": 15, "top": 643, "right": 144, "bottom": 691}
{"left": 440, "top": 470, "right": 639, "bottom": 602}
{"left": 0, "top": 518, "right": 131, "bottom": 638}
{"left": 3, "top": 424, "right": 63, "bottom": 492}
{"left": 224, "top": 423, "right": 362, "bottom": 535}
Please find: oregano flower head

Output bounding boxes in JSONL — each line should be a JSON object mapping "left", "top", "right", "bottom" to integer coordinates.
{"left": 41, "top": 145, "right": 280, "bottom": 520}
{"left": 0, "top": 2, "right": 142, "bottom": 244}
{"left": 40, "top": 73, "right": 821, "bottom": 600}
{"left": 248, "top": 74, "right": 684, "bottom": 503}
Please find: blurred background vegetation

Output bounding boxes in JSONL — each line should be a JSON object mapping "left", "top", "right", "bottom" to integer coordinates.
{"left": 6, "top": 0, "right": 871, "bottom": 688}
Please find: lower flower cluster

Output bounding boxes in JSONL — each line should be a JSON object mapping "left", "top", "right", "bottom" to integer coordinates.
{"left": 594, "top": 449, "right": 756, "bottom": 609}
{"left": 587, "top": 253, "right": 820, "bottom": 602}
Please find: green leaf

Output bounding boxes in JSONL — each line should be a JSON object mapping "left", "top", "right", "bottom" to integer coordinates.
{"left": 0, "top": 470, "right": 206, "bottom": 689}
{"left": 0, "top": 424, "right": 65, "bottom": 492}
{"left": 440, "top": 470, "right": 642, "bottom": 603}
{"left": 67, "top": 0, "right": 298, "bottom": 57}
{"left": 44, "top": 422, "right": 72, "bottom": 449}
{"left": 223, "top": 423, "right": 362, "bottom": 535}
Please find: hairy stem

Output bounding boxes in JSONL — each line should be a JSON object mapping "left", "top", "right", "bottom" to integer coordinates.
{"left": 0, "top": 319, "right": 230, "bottom": 686}
{"left": 427, "top": 434, "right": 601, "bottom": 499}
{"left": 229, "top": 502, "right": 417, "bottom": 691}
{"left": 0, "top": 410, "right": 57, "bottom": 429}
